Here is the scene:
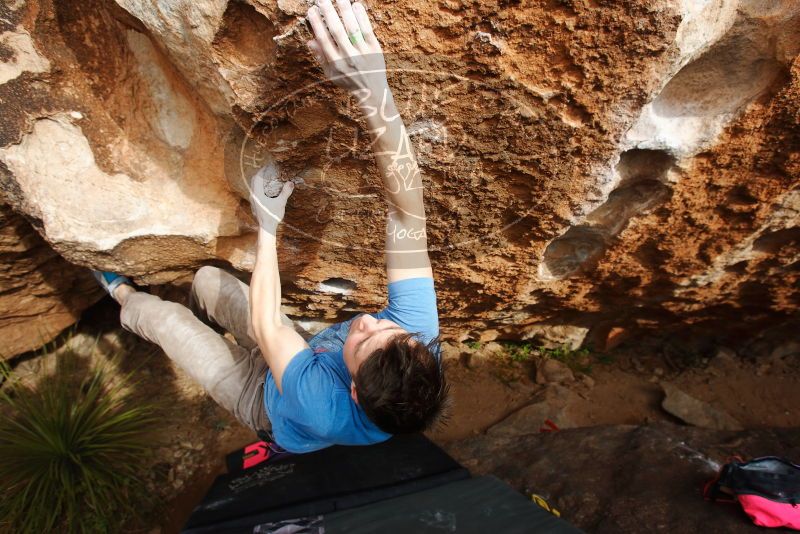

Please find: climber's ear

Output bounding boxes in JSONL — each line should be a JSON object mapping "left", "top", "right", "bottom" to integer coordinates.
{"left": 350, "top": 381, "right": 359, "bottom": 404}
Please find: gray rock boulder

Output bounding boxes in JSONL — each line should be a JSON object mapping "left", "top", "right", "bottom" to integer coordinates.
{"left": 661, "top": 382, "right": 744, "bottom": 431}
{"left": 447, "top": 423, "right": 800, "bottom": 533}
{"left": 487, "top": 384, "right": 578, "bottom": 437}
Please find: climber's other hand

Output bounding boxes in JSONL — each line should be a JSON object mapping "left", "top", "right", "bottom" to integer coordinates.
{"left": 250, "top": 170, "right": 294, "bottom": 235}
{"left": 306, "top": 0, "right": 388, "bottom": 98}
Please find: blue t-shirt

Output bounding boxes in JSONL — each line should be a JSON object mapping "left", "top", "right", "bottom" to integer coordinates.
{"left": 263, "top": 276, "right": 439, "bottom": 453}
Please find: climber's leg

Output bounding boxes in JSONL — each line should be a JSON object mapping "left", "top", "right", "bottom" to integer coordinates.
{"left": 119, "top": 291, "right": 271, "bottom": 434}
{"left": 189, "top": 265, "right": 309, "bottom": 349}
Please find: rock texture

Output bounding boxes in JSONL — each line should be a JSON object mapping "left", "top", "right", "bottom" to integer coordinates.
{"left": 486, "top": 384, "right": 578, "bottom": 437}
{"left": 0, "top": 203, "right": 102, "bottom": 357}
{"left": 447, "top": 422, "right": 800, "bottom": 533}
{"left": 0, "top": 0, "right": 798, "bottom": 357}
{"left": 660, "top": 382, "right": 743, "bottom": 430}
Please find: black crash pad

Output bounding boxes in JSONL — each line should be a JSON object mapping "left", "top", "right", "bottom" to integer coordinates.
{"left": 254, "top": 476, "right": 584, "bottom": 534}
{"left": 183, "top": 433, "right": 469, "bottom": 533}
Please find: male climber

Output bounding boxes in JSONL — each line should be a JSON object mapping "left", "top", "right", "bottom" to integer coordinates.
{"left": 92, "top": 0, "right": 448, "bottom": 453}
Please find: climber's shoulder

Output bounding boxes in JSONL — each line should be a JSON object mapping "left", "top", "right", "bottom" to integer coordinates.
{"left": 387, "top": 265, "right": 433, "bottom": 284}
{"left": 375, "top": 275, "right": 439, "bottom": 345}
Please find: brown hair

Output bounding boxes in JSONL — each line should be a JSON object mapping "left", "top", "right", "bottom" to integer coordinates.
{"left": 353, "top": 332, "right": 449, "bottom": 434}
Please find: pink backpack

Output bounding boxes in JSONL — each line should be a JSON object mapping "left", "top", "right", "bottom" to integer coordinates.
{"left": 705, "top": 456, "right": 800, "bottom": 530}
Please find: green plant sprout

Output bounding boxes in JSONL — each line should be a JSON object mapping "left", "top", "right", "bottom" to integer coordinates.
{"left": 501, "top": 341, "right": 536, "bottom": 362}
{"left": 0, "top": 334, "right": 159, "bottom": 534}
{"left": 540, "top": 344, "right": 593, "bottom": 374}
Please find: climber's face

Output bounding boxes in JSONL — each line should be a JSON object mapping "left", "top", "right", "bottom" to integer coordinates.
{"left": 343, "top": 313, "right": 404, "bottom": 381}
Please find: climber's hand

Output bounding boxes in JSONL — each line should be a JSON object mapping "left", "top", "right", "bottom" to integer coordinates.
{"left": 249, "top": 167, "right": 294, "bottom": 235}
{"left": 306, "top": 0, "right": 388, "bottom": 99}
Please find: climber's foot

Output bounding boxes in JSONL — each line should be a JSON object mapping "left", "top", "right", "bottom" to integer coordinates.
{"left": 113, "top": 284, "right": 136, "bottom": 306}
{"left": 91, "top": 270, "right": 136, "bottom": 306}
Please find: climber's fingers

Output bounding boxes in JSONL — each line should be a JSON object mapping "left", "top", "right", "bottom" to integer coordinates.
{"left": 308, "top": 5, "right": 341, "bottom": 62}
{"left": 278, "top": 181, "right": 295, "bottom": 202}
{"left": 336, "top": 0, "right": 364, "bottom": 51}
{"left": 317, "top": 0, "right": 358, "bottom": 58}
{"left": 306, "top": 39, "right": 325, "bottom": 66}
{"left": 352, "top": 2, "right": 378, "bottom": 48}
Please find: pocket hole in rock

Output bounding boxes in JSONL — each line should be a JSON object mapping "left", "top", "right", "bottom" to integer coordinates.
{"left": 652, "top": 34, "right": 783, "bottom": 120}
{"left": 212, "top": 1, "right": 276, "bottom": 68}
{"left": 540, "top": 149, "right": 674, "bottom": 280}
{"left": 752, "top": 227, "right": 800, "bottom": 255}
{"left": 318, "top": 277, "right": 357, "bottom": 295}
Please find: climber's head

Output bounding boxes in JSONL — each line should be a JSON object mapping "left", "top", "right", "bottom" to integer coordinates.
{"left": 343, "top": 313, "right": 449, "bottom": 434}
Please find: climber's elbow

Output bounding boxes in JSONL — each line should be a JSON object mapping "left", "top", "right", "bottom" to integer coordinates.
{"left": 252, "top": 312, "right": 282, "bottom": 345}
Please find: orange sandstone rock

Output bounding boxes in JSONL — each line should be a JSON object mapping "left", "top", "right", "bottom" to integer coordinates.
{"left": 0, "top": 0, "right": 797, "bottom": 358}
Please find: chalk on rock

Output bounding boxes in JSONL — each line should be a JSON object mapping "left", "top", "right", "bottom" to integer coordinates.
{"left": 253, "top": 161, "right": 285, "bottom": 198}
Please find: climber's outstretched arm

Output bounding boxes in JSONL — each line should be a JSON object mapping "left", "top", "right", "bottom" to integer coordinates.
{"left": 249, "top": 176, "right": 309, "bottom": 394}
{"left": 360, "top": 86, "right": 433, "bottom": 282}
{"left": 307, "top": 0, "right": 432, "bottom": 283}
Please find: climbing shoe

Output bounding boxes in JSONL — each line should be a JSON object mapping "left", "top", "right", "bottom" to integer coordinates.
{"left": 91, "top": 270, "right": 133, "bottom": 302}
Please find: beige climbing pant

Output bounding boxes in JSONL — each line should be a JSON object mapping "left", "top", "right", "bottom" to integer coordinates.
{"left": 119, "top": 265, "right": 304, "bottom": 436}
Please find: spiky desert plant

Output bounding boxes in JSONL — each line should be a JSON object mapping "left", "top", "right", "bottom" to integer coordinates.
{"left": 0, "top": 343, "right": 159, "bottom": 533}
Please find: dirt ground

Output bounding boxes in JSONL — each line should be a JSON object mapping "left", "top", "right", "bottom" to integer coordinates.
{"left": 5, "top": 296, "right": 798, "bottom": 533}
{"left": 429, "top": 338, "right": 799, "bottom": 445}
